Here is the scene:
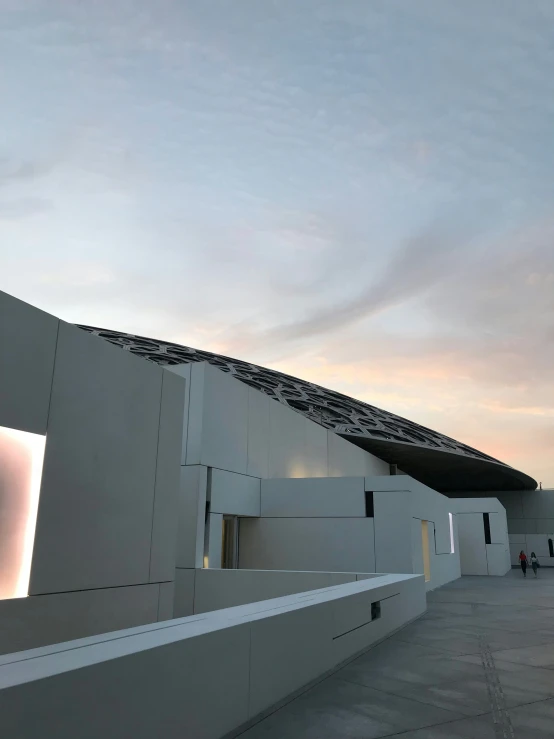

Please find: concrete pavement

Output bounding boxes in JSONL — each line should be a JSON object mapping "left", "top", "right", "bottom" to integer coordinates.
{"left": 239, "top": 569, "right": 554, "bottom": 738}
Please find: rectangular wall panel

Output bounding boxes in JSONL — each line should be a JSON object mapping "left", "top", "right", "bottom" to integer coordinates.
{"left": 373, "top": 490, "right": 412, "bottom": 573}
{"left": 304, "top": 421, "right": 329, "bottom": 477}
{"left": 207, "top": 513, "right": 223, "bottom": 569}
{"left": 158, "top": 581, "right": 175, "bottom": 621}
{"left": 149, "top": 370, "right": 186, "bottom": 583}
{"left": 246, "top": 388, "right": 270, "bottom": 478}
{"left": 210, "top": 468, "right": 260, "bottom": 517}
{"left": 260, "top": 477, "right": 365, "bottom": 518}
{"left": 525, "top": 534, "right": 551, "bottom": 559}
{"left": 268, "top": 399, "right": 307, "bottom": 478}
{"left": 30, "top": 323, "right": 164, "bottom": 594}
{"left": 167, "top": 364, "right": 192, "bottom": 466}
{"left": 457, "top": 513, "right": 488, "bottom": 575}
{"left": 0, "top": 583, "right": 160, "bottom": 655}
{"left": 0, "top": 291, "right": 59, "bottom": 436}
{"left": 485, "top": 544, "right": 511, "bottom": 576}
{"left": 239, "top": 517, "right": 375, "bottom": 573}
{"left": 176, "top": 466, "right": 208, "bottom": 569}
{"left": 200, "top": 364, "right": 249, "bottom": 474}
{"left": 173, "top": 569, "right": 196, "bottom": 618}
{"left": 488, "top": 512, "right": 506, "bottom": 545}
{"left": 184, "top": 363, "right": 205, "bottom": 465}
{"left": 328, "top": 432, "right": 388, "bottom": 477}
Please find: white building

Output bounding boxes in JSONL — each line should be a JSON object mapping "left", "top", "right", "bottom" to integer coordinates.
{"left": 0, "top": 288, "right": 542, "bottom": 738}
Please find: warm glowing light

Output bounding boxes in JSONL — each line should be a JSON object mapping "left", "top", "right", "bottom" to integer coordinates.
{"left": 203, "top": 555, "right": 209, "bottom": 569}
{"left": 421, "top": 520, "right": 431, "bottom": 582}
{"left": 449, "top": 513, "right": 455, "bottom": 554}
{"left": 0, "top": 426, "right": 46, "bottom": 600}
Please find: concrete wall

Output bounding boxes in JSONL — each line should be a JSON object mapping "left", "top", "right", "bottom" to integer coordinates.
{"left": 451, "top": 489, "right": 554, "bottom": 567}
{"left": 369, "top": 476, "right": 461, "bottom": 591}
{"left": 0, "top": 574, "right": 425, "bottom": 739}
{"left": 239, "top": 516, "right": 376, "bottom": 573}
{"left": 173, "top": 362, "right": 389, "bottom": 480}
{"left": 211, "top": 468, "right": 261, "bottom": 517}
{"left": 260, "top": 476, "right": 365, "bottom": 517}
{"left": 169, "top": 363, "right": 389, "bottom": 583}
{"left": 173, "top": 568, "right": 378, "bottom": 616}
{"left": 239, "top": 475, "right": 460, "bottom": 591}
{"left": 0, "top": 291, "right": 185, "bottom": 654}
{"left": 451, "top": 498, "right": 512, "bottom": 576}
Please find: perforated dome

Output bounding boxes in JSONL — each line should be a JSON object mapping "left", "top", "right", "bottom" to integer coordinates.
{"left": 78, "top": 325, "right": 537, "bottom": 494}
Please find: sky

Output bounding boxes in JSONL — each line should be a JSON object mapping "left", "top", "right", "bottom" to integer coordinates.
{"left": 1, "top": 0, "right": 553, "bottom": 486}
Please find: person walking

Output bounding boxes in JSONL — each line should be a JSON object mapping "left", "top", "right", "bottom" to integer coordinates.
{"left": 530, "top": 552, "right": 540, "bottom": 577}
{"left": 519, "top": 550, "right": 528, "bottom": 577}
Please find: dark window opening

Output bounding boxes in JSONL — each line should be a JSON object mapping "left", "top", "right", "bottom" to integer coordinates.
{"left": 549, "top": 539, "right": 554, "bottom": 558}
{"left": 483, "top": 513, "right": 491, "bottom": 544}
{"left": 365, "top": 491, "right": 374, "bottom": 518}
{"left": 371, "top": 601, "right": 381, "bottom": 620}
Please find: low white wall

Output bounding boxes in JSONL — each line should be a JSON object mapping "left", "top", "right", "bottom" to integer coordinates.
{"left": 0, "top": 574, "right": 425, "bottom": 739}
{"left": 174, "top": 568, "right": 378, "bottom": 616}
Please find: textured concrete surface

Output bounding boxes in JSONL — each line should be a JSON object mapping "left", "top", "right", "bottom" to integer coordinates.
{"left": 240, "top": 569, "right": 554, "bottom": 738}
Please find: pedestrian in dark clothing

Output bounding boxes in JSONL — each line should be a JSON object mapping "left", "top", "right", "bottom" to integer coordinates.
{"left": 519, "top": 550, "right": 528, "bottom": 577}
{"left": 530, "top": 552, "right": 539, "bottom": 577}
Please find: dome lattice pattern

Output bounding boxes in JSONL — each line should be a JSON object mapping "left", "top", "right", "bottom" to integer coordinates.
{"left": 78, "top": 325, "right": 498, "bottom": 465}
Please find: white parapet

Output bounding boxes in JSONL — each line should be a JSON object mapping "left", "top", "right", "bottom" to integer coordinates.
{"left": 0, "top": 573, "right": 425, "bottom": 739}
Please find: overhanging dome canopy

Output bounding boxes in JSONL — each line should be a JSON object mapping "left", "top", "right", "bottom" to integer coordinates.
{"left": 78, "top": 325, "right": 537, "bottom": 494}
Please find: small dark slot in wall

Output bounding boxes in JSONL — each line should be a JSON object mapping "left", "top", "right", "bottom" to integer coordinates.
{"left": 371, "top": 601, "right": 381, "bottom": 620}
{"left": 365, "top": 491, "right": 374, "bottom": 517}
{"left": 549, "top": 539, "right": 554, "bottom": 558}
{"left": 483, "top": 513, "right": 491, "bottom": 544}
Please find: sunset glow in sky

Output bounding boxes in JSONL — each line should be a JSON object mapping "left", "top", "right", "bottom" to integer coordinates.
{"left": 1, "top": 1, "right": 553, "bottom": 485}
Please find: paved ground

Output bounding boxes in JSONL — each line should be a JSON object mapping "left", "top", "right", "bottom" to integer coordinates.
{"left": 241, "top": 568, "right": 554, "bottom": 738}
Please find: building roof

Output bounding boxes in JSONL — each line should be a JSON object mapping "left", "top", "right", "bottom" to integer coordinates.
{"left": 78, "top": 325, "right": 537, "bottom": 494}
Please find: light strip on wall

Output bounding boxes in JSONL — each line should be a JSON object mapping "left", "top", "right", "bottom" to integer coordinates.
{"left": 0, "top": 426, "right": 46, "bottom": 599}
{"left": 449, "top": 513, "right": 455, "bottom": 554}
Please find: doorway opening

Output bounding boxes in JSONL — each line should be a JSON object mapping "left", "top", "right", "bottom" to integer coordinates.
{"left": 421, "top": 520, "right": 431, "bottom": 582}
{"left": 221, "top": 516, "right": 239, "bottom": 569}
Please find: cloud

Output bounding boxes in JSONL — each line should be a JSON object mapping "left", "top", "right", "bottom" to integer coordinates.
{"left": 0, "top": 197, "right": 52, "bottom": 219}
{"left": 1, "top": 0, "right": 554, "bottom": 483}
{"left": 258, "top": 205, "right": 495, "bottom": 343}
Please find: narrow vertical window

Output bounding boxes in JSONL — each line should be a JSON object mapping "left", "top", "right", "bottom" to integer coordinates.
{"left": 365, "top": 491, "right": 374, "bottom": 517}
{"left": 483, "top": 513, "right": 491, "bottom": 544}
{"left": 449, "top": 513, "right": 455, "bottom": 554}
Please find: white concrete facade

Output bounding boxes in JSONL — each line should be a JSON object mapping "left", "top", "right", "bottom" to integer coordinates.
{"left": 237, "top": 474, "right": 460, "bottom": 592}
{"left": 1, "top": 287, "right": 542, "bottom": 738}
{"left": 451, "top": 498, "right": 511, "bottom": 576}
{"left": 0, "top": 287, "right": 526, "bottom": 669}
{"left": 0, "top": 291, "right": 185, "bottom": 654}
{"left": 452, "top": 489, "right": 554, "bottom": 567}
